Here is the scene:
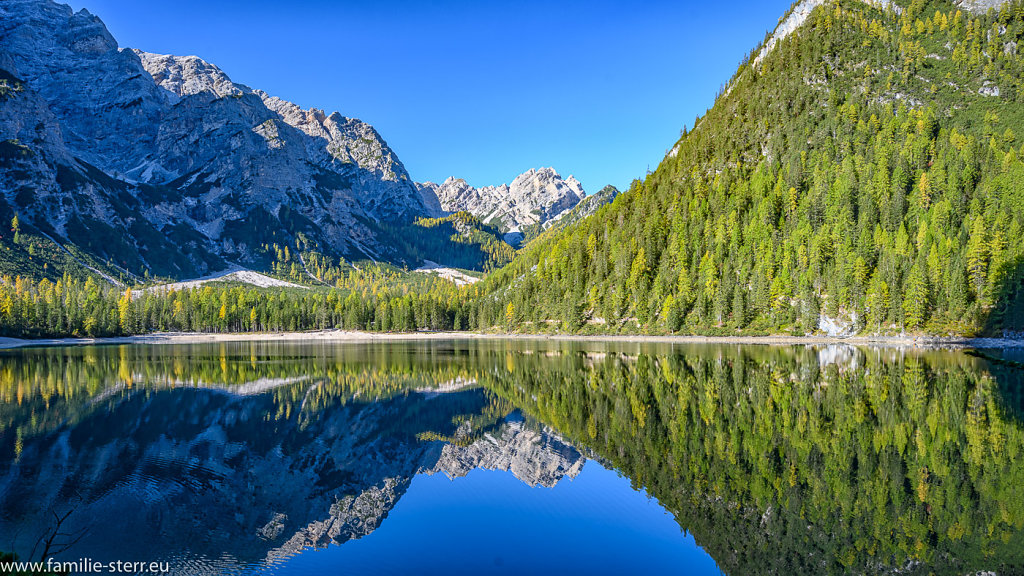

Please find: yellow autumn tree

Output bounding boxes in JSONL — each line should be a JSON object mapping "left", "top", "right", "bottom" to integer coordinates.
{"left": 117, "top": 288, "right": 132, "bottom": 333}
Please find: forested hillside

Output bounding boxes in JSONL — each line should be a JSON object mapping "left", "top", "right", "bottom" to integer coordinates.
{"left": 396, "top": 212, "right": 516, "bottom": 271}
{"left": 471, "top": 0, "right": 1024, "bottom": 336}
{"left": 0, "top": 266, "right": 472, "bottom": 338}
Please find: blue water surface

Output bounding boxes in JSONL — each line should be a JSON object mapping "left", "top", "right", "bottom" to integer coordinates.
{"left": 270, "top": 461, "right": 722, "bottom": 576}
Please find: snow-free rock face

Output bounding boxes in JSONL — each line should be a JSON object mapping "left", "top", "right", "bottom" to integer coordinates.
{"left": 818, "top": 310, "right": 859, "bottom": 338}
{"left": 957, "top": 0, "right": 1014, "bottom": 14}
{"left": 0, "top": 0, "right": 427, "bottom": 278}
{"left": 0, "top": 1, "right": 166, "bottom": 173}
{"left": 132, "top": 49, "right": 425, "bottom": 222}
{"left": 754, "top": 0, "right": 909, "bottom": 68}
{"left": 753, "top": 0, "right": 828, "bottom": 67}
{"left": 417, "top": 167, "right": 587, "bottom": 232}
{"left": 134, "top": 50, "right": 244, "bottom": 101}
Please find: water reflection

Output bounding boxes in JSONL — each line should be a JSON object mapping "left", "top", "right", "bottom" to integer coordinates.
{"left": 0, "top": 340, "right": 1022, "bottom": 575}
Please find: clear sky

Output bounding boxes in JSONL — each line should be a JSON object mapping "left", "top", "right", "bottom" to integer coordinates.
{"left": 65, "top": 0, "right": 793, "bottom": 193}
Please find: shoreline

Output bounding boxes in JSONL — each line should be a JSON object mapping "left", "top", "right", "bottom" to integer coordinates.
{"left": 0, "top": 330, "right": 1022, "bottom": 350}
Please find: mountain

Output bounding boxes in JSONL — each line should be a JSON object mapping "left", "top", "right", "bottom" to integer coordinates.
{"left": 416, "top": 167, "right": 587, "bottom": 243}
{"left": 0, "top": 0, "right": 429, "bottom": 280}
{"left": 518, "top": 184, "right": 620, "bottom": 245}
{"left": 470, "top": 0, "right": 1024, "bottom": 337}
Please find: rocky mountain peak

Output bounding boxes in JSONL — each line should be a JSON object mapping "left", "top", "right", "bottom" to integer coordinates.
{"left": 134, "top": 50, "right": 245, "bottom": 101}
{"left": 417, "top": 167, "right": 587, "bottom": 232}
{"left": 510, "top": 166, "right": 585, "bottom": 201}
{"left": 133, "top": 49, "right": 410, "bottom": 185}
{"left": 66, "top": 7, "right": 117, "bottom": 54}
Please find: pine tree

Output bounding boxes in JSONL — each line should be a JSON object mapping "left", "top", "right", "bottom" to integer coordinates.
{"left": 904, "top": 266, "right": 930, "bottom": 330}
{"left": 918, "top": 172, "right": 932, "bottom": 208}
{"left": 966, "top": 216, "right": 989, "bottom": 298}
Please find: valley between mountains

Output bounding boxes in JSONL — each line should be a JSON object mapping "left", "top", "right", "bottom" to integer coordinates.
{"left": 2, "top": 0, "right": 1024, "bottom": 340}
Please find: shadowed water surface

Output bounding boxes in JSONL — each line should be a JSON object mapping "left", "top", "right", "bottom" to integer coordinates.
{"left": 0, "top": 340, "right": 1021, "bottom": 575}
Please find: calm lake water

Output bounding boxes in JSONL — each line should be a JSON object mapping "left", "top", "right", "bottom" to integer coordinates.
{"left": 0, "top": 340, "right": 1022, "bottom": 575}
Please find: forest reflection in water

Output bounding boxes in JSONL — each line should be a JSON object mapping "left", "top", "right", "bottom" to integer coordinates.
{"left": 0, "top": 340, "right": 1021, "bottom": 575}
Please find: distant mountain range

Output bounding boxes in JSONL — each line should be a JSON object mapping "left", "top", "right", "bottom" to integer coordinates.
{"left": 0, "top": 0, "right": 611, "bottom": 281}
{"left": 417, "top": 167, "right": 588, "bottom": 243}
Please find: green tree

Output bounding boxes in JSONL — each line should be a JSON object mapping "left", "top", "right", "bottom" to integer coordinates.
{"left": 904, "top": 265, "right": 930, "bottom": 330}
{"left": 10, "top": 214, "right": 20, "bottom": 245}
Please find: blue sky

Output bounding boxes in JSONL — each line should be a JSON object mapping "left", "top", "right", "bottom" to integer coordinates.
{"left": 65, "top": 0, "right": 793, "bottom": 192}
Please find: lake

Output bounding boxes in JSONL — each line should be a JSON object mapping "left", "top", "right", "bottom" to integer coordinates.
{"left": 0, "top": 339, "right": 1022, "bottom": 575}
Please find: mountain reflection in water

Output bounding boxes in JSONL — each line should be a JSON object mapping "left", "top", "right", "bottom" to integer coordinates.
{"left": 0, "top": 340, "right": 1021, "bottom": 575}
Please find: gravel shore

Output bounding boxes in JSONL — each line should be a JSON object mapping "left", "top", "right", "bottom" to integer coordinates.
{"left": 1, "top": 331, "right": 1022, "bottom": 349}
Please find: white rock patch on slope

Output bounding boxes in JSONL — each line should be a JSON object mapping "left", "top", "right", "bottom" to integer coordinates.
{"left": 753, "top": 0, "right": 903, "bottom": 68}
{"left": 137, "top": 269, "right": 307, "bottom": 297}
{"left": 754, "top": 0, "right": 826, "bottom": 67}
{"left": 957, "top": 0, "right": 1013, "bottom": 14}
{"left": 414, "top": 261, "right": 480, "bottom": 286}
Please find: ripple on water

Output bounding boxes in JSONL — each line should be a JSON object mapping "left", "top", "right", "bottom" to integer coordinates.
{"left": 109, "top": 451, "right": 227, "bottom": 506}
